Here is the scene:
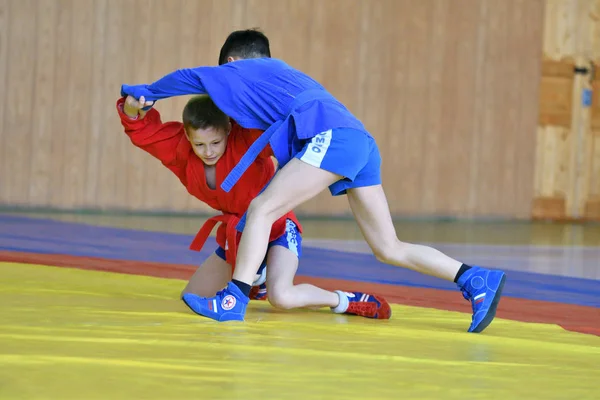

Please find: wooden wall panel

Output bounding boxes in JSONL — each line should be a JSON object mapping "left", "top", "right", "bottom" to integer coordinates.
{"left": 586, "top": 0, "right": 600, "bottom": 219}
{"left": 30, "top": 0, "right": 58, "bottom": 205}
{"left": 585, "top": 68, "right": 600, "bottom": 218}
{"left": 0, "top": 1, "right": 7, "bottom": 167}
{"left": 63, "top": 0, "right": 95, "bottom": 208}
{"left": 85, "top": 0, "right": 107, "bottom": 208}
{"left": 469, "top": 0, "right": 542, "bottom": 218}
{"left": 47, "top": 0, "right": 71, "bottom": 207}
{"left": 2, "top": 0, "right": 37, "bottom": 206}
{"left": 535, "top": 0, "right": 600, "bottom": 220}
{"left": 0, "top": 0, "right": 545, "bottom": 218}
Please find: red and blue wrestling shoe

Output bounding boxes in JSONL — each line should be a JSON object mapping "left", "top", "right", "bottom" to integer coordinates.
{"left": 182, "top": 282, "right": 248, "bottom": 322}
{"left": 456, "top": 266, "right": 506, "bottom": 333}
{"left": 249, "top": 283, "right": 268, "bottom": 301}
{"left": 331, "top": 291, "right": 392, "bottom": 319}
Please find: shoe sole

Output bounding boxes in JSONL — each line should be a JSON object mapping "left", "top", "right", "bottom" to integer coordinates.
{"left": 344, "top": 295, "right": 392, "bottom": 320}
{"left": 182, "top": 296, "right": 245, "bottom": 322}
{"left": 375, "top": 296, "right": 392, "bottom": 320}
{"left": 470, "top": 273, "right": 506, "bottom": 333}
{"left": 181, "top": 295, "right": 205, "bottom": 317}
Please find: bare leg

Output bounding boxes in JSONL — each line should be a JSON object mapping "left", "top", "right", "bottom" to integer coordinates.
{"left": 232, "top": 161, "right": 461, "bottom": 285}
{"left": 231, "top": 158, "right": 340, "bottom": 285}
{"left": 181, "top": 252, "right": 231, "bottom": 297}
{"left": 347, "top": 185, "right": 461, "bottom": 281}
{"left": 265, "top": 245, "right": 339, "bottom": 309}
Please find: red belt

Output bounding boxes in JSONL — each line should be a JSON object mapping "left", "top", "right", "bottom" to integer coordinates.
{"left": 189, "top": 214, "right": 240, "bottom": 268}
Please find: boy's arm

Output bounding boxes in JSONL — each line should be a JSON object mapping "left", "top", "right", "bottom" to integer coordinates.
{"left": 120, "top": 65, "right": 256, "bottom": 132}
{"left": 120, "top": 67, "right": 211, "bottom": 102}
{"left": 117, "top": 97, "right": 189, "bottom": 169}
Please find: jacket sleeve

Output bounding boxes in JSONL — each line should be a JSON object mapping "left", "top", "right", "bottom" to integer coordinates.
{"left": 119, "top": 64, "right": 270, "bottom": 131}
{"left": 116, "top": 98, "right": 189, "bottom": 179}
{"left": 120, "top": 67, "right": 210, "bottom": 101}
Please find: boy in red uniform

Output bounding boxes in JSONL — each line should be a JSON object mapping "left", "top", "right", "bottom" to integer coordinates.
{"left": 117, "top": 94, "right": 391, "bottom": 320}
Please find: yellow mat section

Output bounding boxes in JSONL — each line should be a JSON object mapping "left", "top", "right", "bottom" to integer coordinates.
{"left": 1, "top": 262, "right": 598, "bottom": 400}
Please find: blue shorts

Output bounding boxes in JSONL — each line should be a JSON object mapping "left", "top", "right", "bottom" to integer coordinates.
{"left": 215, "top": 219, "right": 302, "bottom": 265}
{"left": 294, "top": 128, "right": 382, "bottom": 196}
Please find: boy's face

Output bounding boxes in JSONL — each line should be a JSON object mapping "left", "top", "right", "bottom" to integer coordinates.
{"left": 186, "top": 123, "right": 230, "bottom": 166}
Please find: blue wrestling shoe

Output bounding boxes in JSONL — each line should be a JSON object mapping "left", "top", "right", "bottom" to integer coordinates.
{"left": 457, "top": 266, "right": 506, "bottom": 333}
{"left": 182, "top": 282, "right": 249, "bottom": 322}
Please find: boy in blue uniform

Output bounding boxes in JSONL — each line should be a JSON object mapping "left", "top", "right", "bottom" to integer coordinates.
{"left": 121, "top": 29, "right": 506, "bottom": 333}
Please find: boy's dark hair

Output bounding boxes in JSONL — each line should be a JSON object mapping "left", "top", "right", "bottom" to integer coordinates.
{"left": 182, "top": 95, "right": 229, "bottom": 133}
{"left": 218, "top": 28, "right": 271, "bottom": 65}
